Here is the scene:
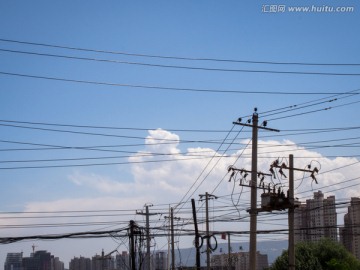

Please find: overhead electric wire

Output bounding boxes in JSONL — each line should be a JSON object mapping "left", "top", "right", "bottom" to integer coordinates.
{"left": 1, "top": 38, "right": 360, "bottom": 66}
{"left": 0, "top": 156, "right": 212, "bottom": 170}
{"left": 175, "top": 124, "right": 239, "bottom": 212}
{"left": 0, "top": 226, "right": 130, "bottom": 244}
{"left": 2, "top": 47, "right": 360, "bottom": 76}
{"left": 239, "top": 88, "right": 360, "bottom": 119}
{"left": 1, "top": 71, "right": 360, "bottom": 94}
{"left": 0, "top": 125, "right": 242, "bottom": 146}
{"left": 1, "top": 119, "right": 360, "bottom": 136}
{"left": 1, "top": 127, "right": 360, "bottom": 152}
{"left": 0, "top": 119, "right": 237, "bottom": 133}
{"left": 1, "top": 134, "right": 360, "bottom": 168}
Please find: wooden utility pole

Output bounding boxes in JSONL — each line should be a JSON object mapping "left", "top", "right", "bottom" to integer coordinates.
{"left": 129, "top": 220, "right": 136, "bottom": 270}
{"left": 233, "top": 109, "right": 279, "bottom": 270}
{"left": 191, "top": 199, "right": 201, "bottom": 270}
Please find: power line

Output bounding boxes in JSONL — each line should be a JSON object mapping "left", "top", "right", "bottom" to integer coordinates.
{"left": 239, "top": 88, "right": 360, "bottom": 119}
{"left": 0, "top": 156, "right": 212, "bottom": 170}
{"left": 2, "top": 47, "right": 360, "bottom": 76}
{"left": 1, "top": 71, "right": 360, "bottom": 94}
{"left": 1, "top": 38, "right": 360, "bottom": 66}
{"left": 0, "top": 119, "right": 235, "bottom": 133}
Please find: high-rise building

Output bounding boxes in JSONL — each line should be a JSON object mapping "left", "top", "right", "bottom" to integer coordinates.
{"left": 152, "top": 252, "right": 167, "bottom": 270}
{"left": 340, "top": 197, "right": 360, "bottom": 260}
{"left": 294, "top": 191, "right": 337, "bottom": 243}
{"left": 52, "top": 257, "right": 64, "bottom": 270}
{"left": 23, "top": 251, "right": 64, "bottom": 270}
{"left": 14, "top": 251, "right": 64, "bottom": 270}
{"left": 4, "top": 253, "right": 23, "bottom": 270}
{"left": 115, "top": 252, "right": 129, "bottom": 270}
{"left": 211, "top": 251, "right": 268, "bottom": 270}
{"left": 69, "top": 256, "right": 91, "bottom": 270}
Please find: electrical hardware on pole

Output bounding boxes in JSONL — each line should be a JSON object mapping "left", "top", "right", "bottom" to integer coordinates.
{"left": 268, "top": 155, "right": 320, "bottom": 270}
{"left": 136, "top": 204, "right": 160, "bottom": 270}
{"left": 233, "top": 108, "right": 279, "bottom": 270}
{"left": 199, "top": 192, "right": 218, "bottom": 270}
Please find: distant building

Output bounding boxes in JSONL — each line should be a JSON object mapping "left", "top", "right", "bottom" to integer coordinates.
{"left": 115, "top": 252, "right": 129, "bottom": 270}
{"left": 69, "top": 256, "right": 91, "bottom": 270}
{"left": 340, "top": 197, "right": 360, "bottom": 260}
{"left": 91, "top": 255, "right": 103, "bottom": 270}
{"left": 4, "top": 250, "right": 64, "bottom": 270}
{"left": 294, "top": 191, "right": 337, "bottom": 243}
{"left": 152, "top": 251, "right": 167, "bottom": 270}
{"left": 22, "top": 250, "right": 64, "bottom": 270}
{"left": 52, "top": 257, "right": 64, "bottom": 270}
{"left": 211, "top": 251, "right": 268, "bottom": 270}
{"left": 4, "top": 253, "right": 23, "bottom": 270}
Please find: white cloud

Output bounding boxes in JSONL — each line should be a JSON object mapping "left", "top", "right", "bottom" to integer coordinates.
{"left": 2, "top": 129, "right": 360, "bottom": 269}
{"left": 10, "top": 130, "right": 360, "bottom": 239}
{"left": 11, "top": 130, "right": 358, "bottom": 219}
{"left": 68, "top": 172, "right": 133, "bottom": 194}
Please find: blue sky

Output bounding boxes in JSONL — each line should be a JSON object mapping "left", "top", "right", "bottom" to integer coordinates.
{"left": 0, "top": 0, "right": 360, "bottom": 267}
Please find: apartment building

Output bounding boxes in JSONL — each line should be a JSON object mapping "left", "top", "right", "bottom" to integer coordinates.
{"left": 340, "top": 197, "right": 360, "bottom": 260}
{"left": 294, "top": 191, "right": 337, "bottom": 243}
{"left": 211, "top": 251, "right": 268, "bottom": 270}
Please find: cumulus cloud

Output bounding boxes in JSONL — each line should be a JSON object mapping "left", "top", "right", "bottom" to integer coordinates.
{"left": 65, "top": 129, "right": 360, "bottom": 206}
{"left": 69, "top": 172, "right": 133, "bottom": 194}
{"left": 1, "top": 128, "right": 359, "bottom": 268}
{"left": 14, "top": 129, "right": 360, "bottom": 231}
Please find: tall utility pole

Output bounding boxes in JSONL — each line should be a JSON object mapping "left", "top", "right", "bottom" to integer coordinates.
{"left": 270, "top": 155, "right": 319, "bottom": 270}
{"left": 171, "top": 208, "right": 175, "bottom": 270}
{"left": 191, "top": 199, "right": 201, "bottom": 270}
{"left": 164, "top": 207, "right": 180, "bottom": 270}
{"left": 136, "top": 204, "right": 159, "bottom": 270}
{"left": 199, "top": 192, "right": 218, "bottom": 270}
{"left": 288, "top": 155, "right": 295, "bottom": 270}
{"left": 227, "top": 233, "right": 231, "bottom": 270}
{"left": 233, "top": 108, "right": 279, "bottom": 270}
{"left": 129, "top": 220, "right": 137, "bottom": 270}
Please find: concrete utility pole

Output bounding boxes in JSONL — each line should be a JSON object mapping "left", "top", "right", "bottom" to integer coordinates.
{"left": 227, "top": 233, "right": 231, "bottom": 270}
{"left": 233, "top": 108, "right": 279, "bottom": 270}
{"left": 129, "top": 220, "right": 137, "bottom": 270}
{"left": 270, "top": 154, "right": 319, "bottom": 270}
{"left": 171, "top": 208, "right": 175, "bottom": 270}
{"left": 136, "top": 205, "right": 159, "bottom": 270}
{"left": 164, "top": 207, "right": 180, "bottom": 270}
{"left": 199, "top": 192, "right": 218, "bottom": 270}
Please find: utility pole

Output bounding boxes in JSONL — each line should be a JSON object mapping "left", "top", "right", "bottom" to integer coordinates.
{"left": 191, "top": 199, "right": 201, "bottom": 270}
{"left": 233, "top": 108, "right": 279, "bottom": 270}
{"left": 269, "top": 155, "right": 319, "bottom": 270}
{"left": 171, "top": 208, "right": 175, "bottom": 270}
{"left": 289, "top": 154, "right": 295, "bottom": 270}
{"left": 227, "top": 233, "right": 231, "bottom": 270}
{"left": 164, "top": 207, "right": 180, "bottom": 270}
{"left": 199, "top": 192, "right": 218, "bottom": 270}
{"left": 129, "top": 220, "right": 137, "bottom": 270}
{"left": 136, "top": 204, "right": 159, "bottom": 270}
